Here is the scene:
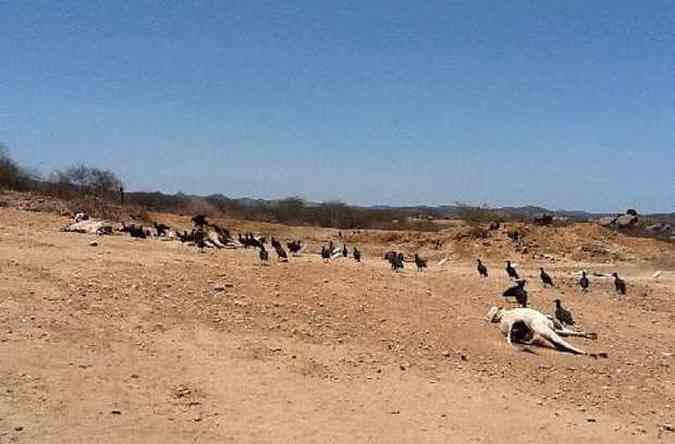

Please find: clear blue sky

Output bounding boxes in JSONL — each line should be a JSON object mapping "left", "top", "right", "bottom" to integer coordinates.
{"left": 1, "top": 1, "right": 674, "bottom": 212}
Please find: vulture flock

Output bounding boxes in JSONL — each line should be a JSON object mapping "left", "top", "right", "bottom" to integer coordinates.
{"left": 65, "top": 211, "right": 635, "bottom": 357}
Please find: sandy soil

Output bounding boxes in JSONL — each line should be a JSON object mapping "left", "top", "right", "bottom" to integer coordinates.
{"left": 1, "top": 204, "right": 674, "bottom": 443}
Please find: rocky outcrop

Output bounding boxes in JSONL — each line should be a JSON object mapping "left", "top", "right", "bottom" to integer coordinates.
{"left": 596, "top": 210, "right": 639, "bottom": 230}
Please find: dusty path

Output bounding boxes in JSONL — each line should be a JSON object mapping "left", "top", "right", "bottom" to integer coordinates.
{"left": 1, "top": 207, "right": 674, "bottom": 443}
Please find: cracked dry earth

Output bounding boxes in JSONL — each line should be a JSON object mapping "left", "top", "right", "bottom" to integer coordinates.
{"left": 1, "top": 207, "right": 674, "bottom": 443}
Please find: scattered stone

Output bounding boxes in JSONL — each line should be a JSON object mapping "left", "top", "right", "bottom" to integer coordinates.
{"left": 390, "top": 410, "right": 401, "bottom": 415}
{"left": 442, "top": 351, "right": 451, "bottom": 358}
{"left": 111, "top": 410, "right": 122, "bottom": 415}
{"left": 89, "top": 241, "right": 98, "bottom": 247}
{"left": 586, "top": 417, "right": 597, "bottom": 423}
{"left": 15, "top": 426, "right": 24, "bottom": 432}
{"left": 661, "top": 423, "right": 674, "bottom": 432}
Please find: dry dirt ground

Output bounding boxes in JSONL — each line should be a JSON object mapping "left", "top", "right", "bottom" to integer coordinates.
{"left": 1, "top": 204, "right": 675, "bottom": 443}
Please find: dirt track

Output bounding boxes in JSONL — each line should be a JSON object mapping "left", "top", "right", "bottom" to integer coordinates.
{"left": 1, "top": 206, "right": 674, "bottom": 443}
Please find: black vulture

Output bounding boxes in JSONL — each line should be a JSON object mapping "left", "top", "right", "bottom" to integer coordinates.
{"left": 612, "top": 272, "right": 626, "bottom": 295}
{"left": 385, "top": 251, "right": 404, "bottom": 271}
{"left": 540, "top": 267, "right": 554, "bottom": 287}
{"left": 271, "top": 237, "right": 281, "bottom": 250}
{"left": 477, "top": 259, "right": 488, "bottom": 278}
{"left": 193, "top": 236, "right": 206, "bottom": 251}
{"left": 321, "top": 246, "right": 331, "bottom": 261}
{"left": 353, "top": 247, "right": 361, "bottom": 262}
{"left": 273, "top": 243, "right": 288, "bottom": 261}
{"left": 553, "top": 299, "right": 575, "bottom": 326}
{"left": 192, "top": 215, "right": 208, "bottom": 227}
{"left": 505, "top": 261, "right": 519, "bottom": 280}
{"left": 414, "top": 254, "right": 427, "bottom": 272}
{"left": 393, "top": 252, "right": 405, "bottom": 272}
{"left": 153, "top": 222, "right": 170, "bottom": 237}
{"left": 342, "top": 244, "right": 348, "bottom": 258}
{"left": 287, "top": 240, "right": 302, "bottom": 255}
{"left": 258, "top": 246, "right": 269, "bottom": 264}
{"left": 126, "top": 224, "right": 147, "bottom": 239}
{"left": 384, "top": 251, "right": 397, "bottom": 269}
{"left": 503, "top": 280, "right": 528, "bottom": 307}
{"left": 579, "top": 271, "right": 590, "bottom": 291}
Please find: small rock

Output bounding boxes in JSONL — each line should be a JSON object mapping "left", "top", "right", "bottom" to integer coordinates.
{"left": 214, "top": 286, "right": 225, "bottom": 292}
{"left": 661, "top": 423, "right": 674, "bottom": 432}
{"left": 399, "top": 364, "right": 406, "bottom": 371}
{"left": 89, "top": 241, "right": 98, "bottom": 247}
{"left": 442, "top": 351, "right": 451, "bottom": 357}
{"left": 15, "top": 426, "right": 24, "bottom": 432}
{"left": 390, "top": 410, "right": 400, "bottom": 415}
{"left": 111, "top": 410, "right": 122, "bottom": 415}
{"left": 586, "top": 417, "right": 597, "bottom": 423}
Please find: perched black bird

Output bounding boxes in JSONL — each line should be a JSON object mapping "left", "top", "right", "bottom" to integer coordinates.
{"left": 153, "top": 222, "right": 170, "bottom": 237}
{"left": 176, "top": 230, "right": 188, "bottom": 242}
{"left": 353, "top": 247, "right": 361, "bottom": 262}
{"left": 612, "top": 272, "right": 626, "bottom": 295}
{"left": 553, "top": 299, "right": 575, "bottom": 326}
{"left": 273, "top": 243, "right": 288, "bottom": 261}
{"left": 503, "top": 280, "right": 528, "bottom": 307}
{"left": 287, "top": 240, "right": 303, "bottom": 255}
{"left": 258, "top": 246, "right": 269, "bottom": 264}
{"left": 271, "top": 237, "right": 282, "bottom": 250}
{"left": 384, "top": 251, "right": 398, "bottom": 269}
{"left": 579, "top": 271, "right": 590, "bottom": 292}
{"left": 321, "top": 246, "right": 331, "bottom": 261}
{"left": 414, "top": 254, "right": 427, "bottom": 272}
{"left": 540, "top": 267, "right": 554, "bottom": 287}
{"left": 192, "top": 215, "right": 208, "bottom": 227}
{"left": 194, "top": 229, "right": 206, "bottom": 250}
{"left": 392, "top": 252, "right": 405, "bottom": 272}
{"left": 505, "top": 260, "right": 519, "bottom": 280}
{"left": 342, "top": 244, "right": 348, "bottom": 258}
{"left": 386, "top": 251, "right": 404, "bottom": 271}
{"left": 477, "top": 259, "right": 488, "bottom": 278}
{"left": 124, "top": 223, "right": 147, "bottom": 239}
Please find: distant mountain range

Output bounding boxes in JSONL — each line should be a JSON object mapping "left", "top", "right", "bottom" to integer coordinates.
{"left": 131, "top": 191, "right": 674, "bottom": 222}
